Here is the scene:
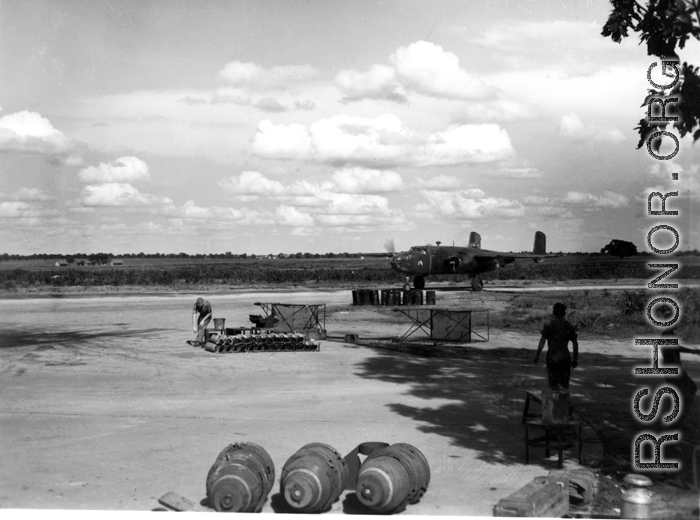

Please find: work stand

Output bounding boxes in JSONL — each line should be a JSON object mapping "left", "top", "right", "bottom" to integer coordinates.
{"left": 254, "top": 302, "right": 326, "bottom": 336}
{"left": 391, "top": 308, "right": 489, "bottom": 344}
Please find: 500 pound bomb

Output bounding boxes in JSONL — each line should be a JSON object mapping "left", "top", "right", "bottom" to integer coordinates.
{"left": 205, "top": 442, "right": 275, "bottom": 512}
{"left": 280, "top": 443, "right": 349, "bottom": 513}
{"left": 355, "top": 443, "right": 430, "bottom": 514}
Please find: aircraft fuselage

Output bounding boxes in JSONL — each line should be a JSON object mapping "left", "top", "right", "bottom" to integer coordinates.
{"left": 390, "top": 245, "right": 515, "bottom": 277}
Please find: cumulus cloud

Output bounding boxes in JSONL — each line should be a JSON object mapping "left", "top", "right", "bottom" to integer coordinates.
{"left": 0, "top": 110, "right": 80, "bottom": 163}
{"left": 331, "top": 168, "right": 404, "bottom": 193}
{"left": 275, "top": 205, "right": 315, "bottom": 227}
{"left": 563, "top": 190, "right": 629, "bottom": 208}
{"left": 218, "top": 61, "right": 320, "bottom": 89}
{"left": 79, "top": 183, "right": 172, "bottom": 207}
{"left": 559, "top": 113, "right": 626, "bottom": 143}
{"left": 418, "top": 189, "right": 525, "bottom": 220}
{"left": 391, "top": 41, "right": 494, "bottom": 100}
{"left": 251, "top": 114, "right": 514, "bottom": 167}
{"left": 335, "top": 40, "right": 494, "bottom": 103}
{"left": 216, "top": 170, "right": 411, "bottom": 232}
{"left": 78, "top": 157, "right": 150, "bottom": 183}
{"left": 335, "top": 64, "right": 407, "bottom": 102}
{"left": 0, "top": 201, "right": 59, "bottom": 218}
{"left": 218, "top": 170, "right": 286, "bottom": 198}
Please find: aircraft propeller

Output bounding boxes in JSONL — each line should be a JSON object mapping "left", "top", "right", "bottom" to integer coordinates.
{"left": 384, "top": 238, "right": 396, "bottom": 254}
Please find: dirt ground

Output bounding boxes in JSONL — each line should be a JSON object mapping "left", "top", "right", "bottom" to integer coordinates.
{"left": 1, "top": 285, "right": 699, "bottom": 517}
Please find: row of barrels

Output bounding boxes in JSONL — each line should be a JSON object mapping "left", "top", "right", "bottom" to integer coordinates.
{"left": 352, "top": 288, "right": 436, "bottom": 306}
{"left": 206, "top": 441, "right": 430, "bottom": 514}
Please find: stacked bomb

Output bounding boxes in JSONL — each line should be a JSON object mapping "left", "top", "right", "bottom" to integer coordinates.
{"left": 356, "top": 443, "right": 431, "bottom": 514}
{"left": 205, "top": 442, "right": 275, "bottom": 513}
{"left": 280, "top": 443, "right": 349, "bottom": 513}
{"left": 204, "top": 441, "right": 429, "bottom": 514}
{"left": 203, "top": 332, "right": 319, "bottom": 353}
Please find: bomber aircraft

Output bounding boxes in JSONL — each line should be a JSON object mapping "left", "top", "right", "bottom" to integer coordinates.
{"left": 388, "top": 231, "right": 553, "bottom": 291}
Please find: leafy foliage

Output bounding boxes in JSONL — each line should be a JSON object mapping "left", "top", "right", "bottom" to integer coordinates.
{"left": 601, "top": 239, "right": 638, "bottom": 258}
{"left": 602, "top": 0, "right": 700, "bottom": 145}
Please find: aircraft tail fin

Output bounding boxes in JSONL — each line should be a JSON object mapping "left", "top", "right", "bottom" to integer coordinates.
{"left": 469, "top": 231, "right": 481, "bottom": 249}
{"left": 533, "top": 231, "right": 546, "bottom": 254}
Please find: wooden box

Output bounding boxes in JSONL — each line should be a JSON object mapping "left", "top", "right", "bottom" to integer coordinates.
{"left": 493, "top": 476, "right": 569, "bottom": 517}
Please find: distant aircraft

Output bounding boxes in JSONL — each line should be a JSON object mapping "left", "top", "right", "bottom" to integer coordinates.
{"left": 388, "top": 231, "right": 553, "bottom": 291}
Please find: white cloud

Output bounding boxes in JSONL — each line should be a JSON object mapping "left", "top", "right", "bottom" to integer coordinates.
{"left": 249, "top": 120, "right": 313, "bottom": 160}
{"left": 218, "top": 171, "right": 286, "bottom": 199}
{"left": 563, "top": 190, "right": 630, "bottom": 208}
{"left": 78, "top": 157, "right": 150, "bottom": 183}
{"left": 0, "top": 110, "right": 79, "bottom": 162}
{"left": 275, "top": 205, "right": 315, "bottom": 227}
{"left": 335, "top": 64, "right": 407, "bottom": 102}
{"left": 559, "top": 113, "right": 626, "bottom": 143}
{"left": 0, "top": 201, "right": 59, "bottom": 218}
{"left": 331, "top": 168, "right": 404, "bottom": 194}
{"left": 0, "top": 201, "right": 32, "bottom": 218}
{"left": 419, "top": 189, "right": 525, "bottom": 220}
{"left": 218, "top": 61, "right": 320, "bottom": 89}
{"left": 79, "top": 183, "right": 172, "bottom": 207}
{"left": 251, "top": 114, "right": 514, "bottom": 167}
{"left": 391, "top": 41, "right": 494, "bottom": 100}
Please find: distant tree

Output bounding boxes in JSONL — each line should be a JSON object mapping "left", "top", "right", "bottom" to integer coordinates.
{"left": 601, "top": 239, "right": 639, "bottom": 258}
{"left": 66, "top": 256, "right": 75, "bottom": 264}
{"left": 602, "top": 0, "right": 700, "bottom": 149}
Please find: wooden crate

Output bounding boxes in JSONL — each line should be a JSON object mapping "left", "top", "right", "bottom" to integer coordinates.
{"left": 493, "top": 476, "right": 569, "bottom": 517}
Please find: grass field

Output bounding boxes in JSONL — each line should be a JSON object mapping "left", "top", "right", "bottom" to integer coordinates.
{"left": 1, "top": 253, "right": 699, "bottom": 291}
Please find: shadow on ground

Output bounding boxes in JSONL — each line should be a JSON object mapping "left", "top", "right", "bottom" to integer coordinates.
{"left": 351, "top": 340, "right": 700, "bottom": 482}
{"left": 0, "top": 327, "right": 166, "bottom": 349}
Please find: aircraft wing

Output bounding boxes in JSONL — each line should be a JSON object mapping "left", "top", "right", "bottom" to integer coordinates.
{"left": 473, "top": 251, "right": 560, "bottom": 259}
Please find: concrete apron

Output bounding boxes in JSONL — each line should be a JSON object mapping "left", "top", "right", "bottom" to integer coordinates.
{"left": 0, "top": 332, "right": 602, "bottom": 515}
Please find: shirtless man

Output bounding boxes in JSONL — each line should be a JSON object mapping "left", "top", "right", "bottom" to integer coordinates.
{"left": 534, "top": 302, "right": 579, "bottom": 391}
{"left": 192, "top": 297, "right": 212, "bottom": 345}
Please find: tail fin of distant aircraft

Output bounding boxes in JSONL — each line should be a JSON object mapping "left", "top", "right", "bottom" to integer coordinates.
{"left": 533, "top": 231, "right": 546, "bottom": 254}
{"left": 469, "top": 231, "right": 481, "bottom": 249}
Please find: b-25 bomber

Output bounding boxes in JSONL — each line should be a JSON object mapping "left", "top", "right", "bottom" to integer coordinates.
{"left": 389, "top": 231, "right": 554, "bottom": 291}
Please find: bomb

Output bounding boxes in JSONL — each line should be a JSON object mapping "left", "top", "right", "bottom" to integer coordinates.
{"left": 205, "top": 442, "right": 275, "bottom": 512}
{"left": 280, "top": 443, "right": 349, "bottom": 513}
{"left": 355, "top": 443, "right": 430, "bottom": 513}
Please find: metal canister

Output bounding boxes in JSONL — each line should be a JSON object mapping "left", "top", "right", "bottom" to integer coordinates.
{"left": 205, "top": 442, "right": 275, "bottom": 512}
{"left": 280, "top": 443, "right": 349, "bottom": 513}
{"left": 620, "top": 474, "right": 653, "bottom": 519}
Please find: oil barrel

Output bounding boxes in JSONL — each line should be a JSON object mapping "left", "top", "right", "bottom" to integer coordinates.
{"left": 205, "top": 442, "right": 275, "bottom": 512}
{"left": 280, "top": 443, "right": 349, "bottom": 513}
{"left": 355, "top": 443, "right": 430, "bottom": 513}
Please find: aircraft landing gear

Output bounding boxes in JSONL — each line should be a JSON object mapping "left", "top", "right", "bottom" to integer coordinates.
{"left": 413, "top": 275, "right": 425, "bottom": 290}
{"left": 402, "top": 277, "right": 411, "bottom": 291}
{"left": 471, "top": 276, "right": 484, "bottom": 292}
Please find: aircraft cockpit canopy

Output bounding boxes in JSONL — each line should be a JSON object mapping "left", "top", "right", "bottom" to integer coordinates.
{"left": 409, "top": 247, "right": 428, "bottom": 255}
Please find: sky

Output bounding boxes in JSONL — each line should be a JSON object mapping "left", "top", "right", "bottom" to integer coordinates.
{"left": 0, "top": 0, "right": 697, "bottom": 255}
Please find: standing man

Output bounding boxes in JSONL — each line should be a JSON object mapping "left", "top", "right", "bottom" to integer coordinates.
{"left": 192, "top": 297, "right": 212, "bottom": 345}
{"left": 534, "top": 302, "right": 579, "bottom": 391}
